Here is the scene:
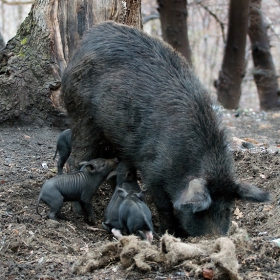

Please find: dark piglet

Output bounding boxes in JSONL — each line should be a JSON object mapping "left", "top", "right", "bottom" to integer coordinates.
{"left": 102, "top": 161, "right": 154, "bottom": 242}
{"left": 62, "top": 21, "right": 271, "bottom": 237}
{"left": 53, "top": 129, "right": 72, "bottom": 175}
{"left": 103, "top": 161, "right": 155, "bottom": 242}
{"left": 103, "top": 161, "right": 139, "bottom": 231}
{"left": 36, "top": 158, "right": 118, "bottom": 224}
{"left": 117, "top": 188, "right": 154, "bottom": 242}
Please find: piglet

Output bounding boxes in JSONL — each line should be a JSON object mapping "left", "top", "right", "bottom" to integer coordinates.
{"left": 118, "top": 188, "right": 154, "bottom": 243}
{"left": 103, "top": 161, "right": 155, "bottom": 242}
{"left": 36, "top": 158, "right": 118, "bottom": 224}
{"left": 53, "top": 129, "right": 72, "bottom": 175}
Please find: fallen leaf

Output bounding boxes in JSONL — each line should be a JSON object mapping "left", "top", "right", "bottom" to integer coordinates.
{"left": 12, "top": 229, "right": 19, "bottom": 235}
{"left": 234, "top": 207, "right": 244, "bottom": 219}
{"left": 258, "top": 124, "right": 271, "bottom": 129}
{"left": 24, "top": 135, "right": 30, "bottom": 139}
{"left": 243, "top": 138, "right": 260, "bottom": 144}
{"left": 260, "top": 174, "right": 266, "bottom": 179}
{"left": 263, "top": 205, "right": 273, "bottom": 211}
{"left": 271, "top": 113, "right": 280, "bottom": 118}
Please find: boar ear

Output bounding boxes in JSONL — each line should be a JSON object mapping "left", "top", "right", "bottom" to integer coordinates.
{"left": 106, "top": 170, "right": 117, "bottom": 180}
{"left": 173, "top": 178, "right": 212, "bottom": 213}
{"left": 117, "top": 187, "right": 128, "bottom": 199}
{"left": 234, "top": 181, "right": 271, "bottom": 202}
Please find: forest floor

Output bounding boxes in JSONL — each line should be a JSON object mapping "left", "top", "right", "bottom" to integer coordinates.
{"left": 0, "top": 108, "right": 280, "bottom": 280}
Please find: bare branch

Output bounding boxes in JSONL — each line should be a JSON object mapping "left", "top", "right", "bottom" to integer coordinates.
{"left": 142, "top": 13, "right": 159, "bottom": 25}
{"left": 274, "top": 0, "right": 280, "bottom": 7}
{"left": 2, "top": 0, "right": 34, "bottom": 5}
{"left": 265, "top": 15, "right": 280, "bottom": 41}
{"left": 196, "top": 1, "right": 226, "bottom": 43}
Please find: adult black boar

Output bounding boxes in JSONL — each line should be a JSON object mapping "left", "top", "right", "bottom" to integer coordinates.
{"left": 61, "top": 21, "right": 270, "bottom": 237}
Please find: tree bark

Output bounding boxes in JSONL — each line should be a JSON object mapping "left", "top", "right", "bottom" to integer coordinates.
{"left": 216, "top": 0, "right": 250, "bottom": 109}
{"left": 0, "top": 32, "right": 5, "bottom": 50}
{"left": 0, "top": 0, "right": 141, "bottom": 125}
{"left": 157, "top": 0, "right": 191, "bottom": 63}
{"left": 248, "top": 0, "right": 280, "bottom": 110}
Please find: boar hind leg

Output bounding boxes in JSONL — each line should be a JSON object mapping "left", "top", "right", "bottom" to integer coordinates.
{"left": 149, "top": 186, "right": 175, "bottom": 235}
{"left": 80, "top": 201, "right": 95, "bottom": 225}
{"left": 48, "top": 196, "right": 63, "bottom": 221}
{"left": 57, "top": 149, "right": 71, "bottom": 175}
{"left": 71, "top": 120, "right": 102, "bottom": 167}
{"left": 72, "top": 201, "right": 83, "bottom": 216}
{"left": 102, "top": 222, "right": 112, "bottom": 232}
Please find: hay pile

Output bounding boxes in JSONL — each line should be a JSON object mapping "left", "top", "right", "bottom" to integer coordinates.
{"left": 73, "top": 222, "right": 248, "bottom": 279}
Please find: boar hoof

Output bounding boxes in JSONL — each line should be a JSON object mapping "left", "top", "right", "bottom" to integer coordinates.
{"left": 85, "top": 216, "right": 95, "bottom": 226}
{"left": 102, "top": 222, "right": 111, "bottom": 232}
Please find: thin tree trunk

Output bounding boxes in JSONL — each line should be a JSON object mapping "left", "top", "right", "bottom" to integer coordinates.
{"left": 0, "top": 32, "right": 5, "bottom": 50}
{"left": 157, "top": 0, "right": 191, "bottom": 63}
{"left": 0, "top": 0, "right": 141, "bottom": 125}
{"left": 216, "top": 0, "right": 250, "bottom": 109}
{"left": 248, "top": 0, "right": 280, "bottom": 110}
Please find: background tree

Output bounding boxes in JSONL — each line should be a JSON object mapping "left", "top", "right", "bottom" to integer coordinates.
{"left": 0, "top": 0, "right": 141, "bottom": 125}
{"left": 215, "top": 0, "right": 250, "bottom": 109}
{"left": 2, "top": 0, "right": 280, "bottom": 114}
{"left": 248, "top": 0, "right": 280, "bottom": 110}
{"left": 0, "top": 31, "right": 4, "bottom": 49}
{"left": 0, "top": 0, "right": 33, "bottom": 44}
{"left": 157, "top": 0, "right": 191, "bottom": 63}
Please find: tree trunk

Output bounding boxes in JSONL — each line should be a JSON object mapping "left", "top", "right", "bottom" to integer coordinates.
{"left": 0, "top": 0, "right": 141, "bottom": 125}
{"left": 157, "top": 0, "right": 191, "bottom": 63}
{"left": 248, "top": 0, "right": 280, "bottom": 110}
{"left": 216, "top": 0, "right": 250, "bottom": 109}
{"left": 0, "top": 32, "right": 5, "bottom": 50}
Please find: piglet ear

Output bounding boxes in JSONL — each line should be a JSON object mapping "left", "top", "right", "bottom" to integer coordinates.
{"left": 79, "top": 161, "right": 89, "bottom": 166}
{"left": 117, "top": 187, "right": 128, "bottom": 199}
{"left": 136, "top": 189, "right": 147, "bottom": 201}
{"left": 106, "top": 170, "right": 117, "bottom": 180}
{"left": 80, "top": 163, "right": 96, "bottom": 172}
{"left": 173, "top": 178, "right": 212, "bottom": 213}
{"left": 234, "top": 181, "right": 271, "bottom": 202}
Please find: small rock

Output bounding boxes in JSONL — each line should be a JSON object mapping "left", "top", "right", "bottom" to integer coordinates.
{"left": 46, "top": 219, "right": 60, "bottom": 229}
{"left": 252, "top": 166, "right": 259, "bottom": 174}
{"left": 242, "top": 141, "right": 255, "bottom": 149}
{"left": 271, "top": 238, "right": 280, "bottom": 247}
{"left": 9, "top": 241, "right": 21, "bottom": 253}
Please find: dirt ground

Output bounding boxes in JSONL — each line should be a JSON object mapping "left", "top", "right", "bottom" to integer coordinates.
{"left": 0, "top": 108, "right": 280, "bottom": 280}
